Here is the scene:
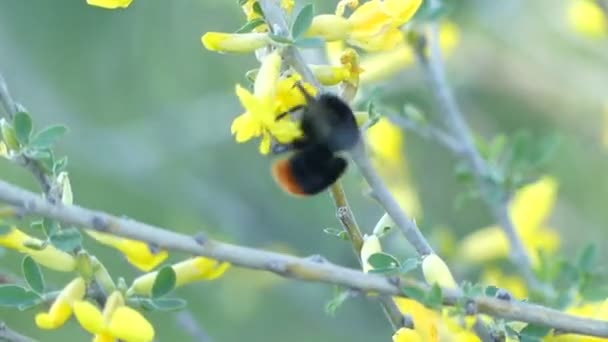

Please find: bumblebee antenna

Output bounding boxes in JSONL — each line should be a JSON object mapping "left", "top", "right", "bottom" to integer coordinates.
{"left": 293, "top": 81, "right": 314, "bottom": 102}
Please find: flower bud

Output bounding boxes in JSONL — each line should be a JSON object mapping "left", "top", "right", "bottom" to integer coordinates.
{"left": 360, "top": 234, "right": 382, "bottom": 273}
{"left": 421, "top": 253, "right": 457, "bottom": 289}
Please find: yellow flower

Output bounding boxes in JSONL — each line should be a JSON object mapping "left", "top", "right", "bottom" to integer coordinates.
{"left": 393, "top": 327, "right": 423, "bottom": 342}
{"left": 482, "top": 268, "right": 527, "bottom": 300}
{"left": 346, "top": 0, "right": 422, "bottom": 51}
{"left": 306, "top": 0, "right": 421, "bottom": 51}
{"left": 567, "top": 0, "right": 607, "bottom": 38}
{"left": 35, "top": 277, "right": 86, "bottom": 329}
{"left": 459, "top": 176, "right": 560, "bottom": 266}
{"left": 74, "top": 291, "right": 154, "bottom": 342}
{"left": 86, "top": 0, "right": 132, "bottom": 9}
{"left": 0, "top": 227, "right": 76, "bottom": 272}
{"left": 360, "top": 234, "right": 382, "bottom": 273}
{"left": 201, "top": 32, "right": 270, "bottom": 54}
{"left": 360, "top": 22, "right": 460, "bottom": 84}
{"left": 85, "top": 230, "right": 167, "bottom": 272}
{"left": 128, "top": 257, "right": 230, "bottom": 296}
{"left": 394, "top": 298, "right": 439, "bottom": 341}
{"left": 421, "top": 254, "right": 458, "bottom": 289}
{"left": 231, "top": 52, "right": 304, "bottom": 154}
{"left": 367, "top": 118, "right": 422, "bottom": 218}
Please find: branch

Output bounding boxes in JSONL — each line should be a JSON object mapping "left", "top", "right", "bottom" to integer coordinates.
{"left": 412, "top": 24, "right": 550, "bottom": 294}
{"left": 0, "top": 322, "right": 38, "bottom": 342}
{"left": 0, "top": 179, "right": 607, "bottom": 337}
{"left": 259, "top": 0, "right": 407, "bottom": 330}
{"left": 0, "top": 73, "right": 58, "bottom": 203}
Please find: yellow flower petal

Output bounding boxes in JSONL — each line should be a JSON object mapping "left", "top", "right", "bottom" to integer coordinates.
{"left": 568, "top": 0, "right": 608, "bottom": 38}
{"left": 0, "top": 227, "right": 29, "bottom": 250}
{"left": 367, "top": 118, "right": 404, "bottom": 164}
{"left": 36, "top": 277, "right": 86, "bottom": 329}
{"left": 232, "top": 113, "right": 261, "bottom": 142}
{"left": 509, "top": 176, "right": 558, "bottom": 233}
{"left": 348, "top": 27, "right": 405, "bottom": 51}
{"left": 310, "top": 65, "right": 350, "bottom": 86}
{"left": 87, "top": 0, "right": 133, "bottom": 9}
{"left": 108, "top": 307, "right": 155, "bottom": 342}
{"left": 307, "top": 14, "right": 352, "bottom": 41}
{"left": 393, "top": 327, "right": 423, "bottom": 342}
{"left": 128, "top": 257, "right": 229, "bottom": 296}
{"left": 380, "top": 0, "right": 422, "bottom": 27}
{"left": 259, "top": 132, "right": 272, "bottom": 154}
{"left": 86, "top": 230, "right": 167, "bottom": 271}
{"left": 73, "top": 300, "right": 105, "bottom": 334}
{"left": 254, "top": 51, "right": 281, "bottom": 100}
{"left": 201, "top": 32, "right": 269, "bottom": 53}
{"left": 394, "top": 298, "right": 439, "bottom": 341}
{"left": 459, "top": 225, "right": 509, "bottom": 262}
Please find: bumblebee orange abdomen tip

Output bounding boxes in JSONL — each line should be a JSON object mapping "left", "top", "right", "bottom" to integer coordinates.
{"left": 271, "top": 159, "right": 307, "bottom": 196}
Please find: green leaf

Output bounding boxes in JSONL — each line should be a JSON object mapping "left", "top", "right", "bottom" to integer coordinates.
{"left": 23, "top": 148, "right": 51, "bottom": 161}
{"left": 152, "top": 266, "right": 176, "bottom": 298}
{"left": 0, "top": 224, "right": 11, "bottom": 235}
{"left": 268, "top": 34, "right": 294, "bottom": 45}
{"left": 0, "top": 285, "right": 42, "bottom": 308}
{"left": 322, "top": 227, "right": 349, "bottom": 241}
{"left": 425, "top": 283, "right": 443, "bottom": 310}
{"left": 237, "top": 0, "right": 248, "bottom": 6}
{"left": 577, "top": 243, "right": 597, "bottom": 273}
{"left": 13, "top": 112, "right": 32, "bottom": 145}
{"left": 21, "top": 256, "right": 45, "bottom": 293}
{"left": 49, "top": 227, "right": 82, "bottom": 252}
{"left": 235, "top": 18, "right": 266, "bottom": 33}
{"left": 401, "top": 285, "right": 426, "bottom": 303}
{"left": 252, "top": 1, "right": 263, "bottom": 16}
{"left": 29, "top": 125, "right": 68, "bottom": 149}
{"left": 42, "top": 218, "right": 59, "bottom": 237}
{"left": 399, "top": 258, "right": 419, "bottom": 274}
{"left": 367, "top": 252, "right": 400, "bottom": 270}
{"left": 291, "top": 3, "right": 314, "bottom": 39}
{"left": 294, "top": 37, "right": 324, "bottom": 49}
{"left": 519, "top": 324, "right": 551, "bottom": 341}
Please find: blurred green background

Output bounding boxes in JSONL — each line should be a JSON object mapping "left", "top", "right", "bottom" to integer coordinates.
{"left": 0, "top": 0, "right": 607, "bottom": 341}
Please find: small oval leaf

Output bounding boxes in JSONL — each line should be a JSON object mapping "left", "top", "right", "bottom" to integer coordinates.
{"left": 13, "top": 111, "right": 32, "bottom": 145}
{"left": 152, "top": 266, "right": 176, "bottom": 298}
{"left": 0, "top": 285, "right": 42, "bottom": 308}
{"left": 291, "top": 3, "right": 314, "bottom": 39}
{"left": 30, "top": 125, "right": 68, "bottom": 149}
{"left": 22, "top": 256, "right": 45, "bottom": 293}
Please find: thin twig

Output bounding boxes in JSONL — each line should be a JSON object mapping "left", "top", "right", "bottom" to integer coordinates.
{"left": 0, "top": 179, "right": 607, "bottom": 337}
{"left": 175, "top": 311, "right": 213, "bottom": 342}
{"left": 258, "top": 0, "right": 407, "bottom": 330}
{"left": 0, "top": 322, "right": 38, "bottom": 342}
{"left": 412, "top": 24, "right": 550, "bottom": 295}
{"left": 0, "top": 73, "right": 58, "bottom": 203}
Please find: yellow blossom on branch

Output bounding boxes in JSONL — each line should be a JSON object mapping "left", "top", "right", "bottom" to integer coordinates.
{"left": 85, "top": 230, "right": 167, "bottom": 272}
{"left": 366, "top": 118, "right": 422, "bottom": 218}
{"left": 74, "top": 291, "right": 154, "bottom": 342}
{"left": 231, "top": 51, "right": 305, "bottom": 154}
{"left": 306, "top": 0, "right": 422, "bottom": 51}
{"left": 128, "top": 257, "right": 230, "bottom": 296}
{"left": 567, "top": 0, "right": 608, "bottom": 38}
{"left": 0, "top": 226, "right": 76, "bottom": 272}
{"left": 459, "top": 176, "right": 560, "bottom": 266}
{"left": 421, "top": 253, "right": 458, "bottom": 289}
{"left": 393, "top": 327, "right": 423, "bottom": 342}
{"left": 35, "top": 277, "right": 86, "bottom": 329}
{"left": 360, "top": 21, "right": 460, "bottom": 84}
{"left": 201, "top": 32, "right": 271, "bottom": 54}
{"left": 86, "top": 0, "right": 132, "bottom": 9}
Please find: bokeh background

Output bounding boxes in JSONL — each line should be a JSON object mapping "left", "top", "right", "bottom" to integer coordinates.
{"left": 0, "top": 0, "right": 607, "bottom": 341}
